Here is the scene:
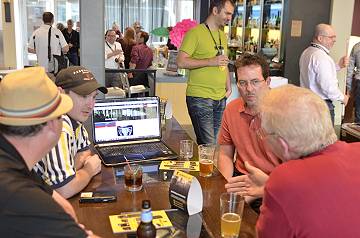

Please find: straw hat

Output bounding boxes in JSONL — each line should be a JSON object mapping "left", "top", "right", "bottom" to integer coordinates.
{"left": 0, "top": 67, "right": 73, "bottom": 126}
{"left": 55, "top": 66, "right": 107, "bottom": 96}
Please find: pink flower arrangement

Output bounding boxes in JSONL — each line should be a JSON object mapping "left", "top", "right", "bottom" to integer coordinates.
{"left": 169, "top": 19, "right": 198, "bottom": 48}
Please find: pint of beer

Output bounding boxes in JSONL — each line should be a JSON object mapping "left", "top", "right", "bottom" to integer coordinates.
{"left": 198, "top": 144, "right": 216, "bottom": 177}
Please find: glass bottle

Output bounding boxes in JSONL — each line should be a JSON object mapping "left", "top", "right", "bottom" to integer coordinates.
{"left": 136, "top": 200, "right": 156, "bottom": 238}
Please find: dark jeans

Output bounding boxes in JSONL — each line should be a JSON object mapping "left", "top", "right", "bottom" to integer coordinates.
{"left": 325, "top": 99, "right": 335, "bottom": 125}
{"left": 186, "top": 96, "right": 226, "bottom": 145}
{"left": 67, "top": 52, "right": 79, "bottom": 66}
{"left": 354, "top": 80, "right": 360, "bottom": 123}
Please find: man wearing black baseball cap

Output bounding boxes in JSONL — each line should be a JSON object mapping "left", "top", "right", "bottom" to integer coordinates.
{"left": 34, "top": 66, "right": 108, "bottom": 199}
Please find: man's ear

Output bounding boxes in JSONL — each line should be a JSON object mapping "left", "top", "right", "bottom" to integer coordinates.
{"left": 213, "top": 6, "right": 219, "bottom": 15}
{"left": 277, "top": 136, "right": 292, "bottom": 161}
{"left": 265, "top": 76, "right": 271, "bottom": 86}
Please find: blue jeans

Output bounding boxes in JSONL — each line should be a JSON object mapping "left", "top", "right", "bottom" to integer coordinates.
{"left": 67, "top": 52, "right": 79, "bottom": 66}
{"left": 186, "top": 96, "right": 226, "bottom": 145}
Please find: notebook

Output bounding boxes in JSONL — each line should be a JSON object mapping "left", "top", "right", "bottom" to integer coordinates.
{"left": 92, "top": 97, "right": 177, "bottom": 166}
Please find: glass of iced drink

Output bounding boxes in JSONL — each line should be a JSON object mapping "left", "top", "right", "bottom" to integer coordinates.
{"left": 124, "top": 164, "right": 143, "bottom": 192}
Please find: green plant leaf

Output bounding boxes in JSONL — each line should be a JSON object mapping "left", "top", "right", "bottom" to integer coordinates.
{"left": 151, "top": 27, "right": 169, "bottom": 37}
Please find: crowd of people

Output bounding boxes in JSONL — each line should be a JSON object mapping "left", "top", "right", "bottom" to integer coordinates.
{"left": 28, "top": 12, "right": 153, "bottom": 89}
{"left": 2, "top": 0, "right": 360, "bottom": 237}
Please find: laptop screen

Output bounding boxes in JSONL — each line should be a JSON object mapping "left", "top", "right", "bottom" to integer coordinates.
{"left": 92, "top": 97, "right": 160, "bottom": 144}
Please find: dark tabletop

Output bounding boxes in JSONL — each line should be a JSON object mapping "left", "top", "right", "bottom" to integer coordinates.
{"left": 69, "top": 118, "right": 258, "bottom": 238}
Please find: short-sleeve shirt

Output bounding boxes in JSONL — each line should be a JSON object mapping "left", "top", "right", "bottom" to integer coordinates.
{"left": 34, "top": 114, "right": 90, "bottom": 188}
{"left": 179, "top": 24, "right": 228, "bottom": 100}
{"left": 0, "top": 134, "right": 86, "bottom": 237}
{"left": 28, "top": 24, "right": 68, "bottom": 72}
{"left": 218, "top": 98, "right": 281, "bottom": 174}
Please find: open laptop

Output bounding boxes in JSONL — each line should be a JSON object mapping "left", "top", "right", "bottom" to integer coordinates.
{"left": 92, "top": 97, "right": 177, "bottom": 166}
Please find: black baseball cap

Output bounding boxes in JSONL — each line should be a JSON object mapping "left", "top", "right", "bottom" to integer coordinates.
{"left": 56, "top": 66, "right": 108, "bottom": 95}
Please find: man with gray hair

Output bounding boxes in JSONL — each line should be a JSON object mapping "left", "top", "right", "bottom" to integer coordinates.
{"left": 255, "top": 85, "right": 360, "bottom": 237}
{"left": 299, "top": 23, "right": 349, "bottom": 124}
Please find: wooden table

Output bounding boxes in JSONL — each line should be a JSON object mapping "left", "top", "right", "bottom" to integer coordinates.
{"left": 69, "top": 118, "right": 258, "bottom": 237}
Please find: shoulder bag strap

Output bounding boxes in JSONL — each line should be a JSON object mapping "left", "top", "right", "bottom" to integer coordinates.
{"left": 48, "top": 26, "right": 52, "bottom": 62}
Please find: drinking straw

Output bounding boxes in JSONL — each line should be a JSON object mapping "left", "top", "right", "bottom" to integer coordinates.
{"left": 123, "top": 155, "right": 139, "bottom": 175}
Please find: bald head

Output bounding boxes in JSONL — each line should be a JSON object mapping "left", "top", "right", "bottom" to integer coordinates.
{"left": 313, "top": 23, "right": 336, "bottom": 50}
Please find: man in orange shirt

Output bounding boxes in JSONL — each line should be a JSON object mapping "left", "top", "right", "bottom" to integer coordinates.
{"left": 218, "top": 53, "right": 281, "bottom": 201}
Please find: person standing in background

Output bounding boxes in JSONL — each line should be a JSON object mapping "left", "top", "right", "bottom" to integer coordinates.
{"left": 129, "top": 31, "right": 153, "bottom": 87}
{"left": 120, "top": 27, "right": 137, "bottom": 69}
{"left": 104, "top": 29, "right": 125, "bottom": 87}
{"left": 346, "top": 41, "right": 360, "bottom": 123}
{"left": 62, "top": 19, "right": 80, "bottom": 66}
{"left": 28, "top": 12, "right": 69, "bottom": 73}
{"left": 176, "top": 0, "right": 234, "bottom": 145}
{"left": 299, "top": 23, "right": 349, "bottom": 124}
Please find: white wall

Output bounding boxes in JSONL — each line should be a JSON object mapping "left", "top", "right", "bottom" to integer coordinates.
{"left": 330, "top": 0, "right": 355, "bottom": 125}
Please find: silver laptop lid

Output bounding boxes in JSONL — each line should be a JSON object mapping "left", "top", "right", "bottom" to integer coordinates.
{"left": 92, "top": 97, "right": 161, "bottom": 144}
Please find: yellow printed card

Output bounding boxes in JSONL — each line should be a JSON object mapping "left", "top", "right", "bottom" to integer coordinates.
{"left": 159, "top": 161, "right": 200, "bottom": 171}
{"left": 109, "top": 210, "right": 172, "bottom": 234}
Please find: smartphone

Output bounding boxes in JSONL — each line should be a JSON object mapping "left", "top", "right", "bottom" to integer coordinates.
{"left": 79, "top": 191, "right": 116, "bottom": 203}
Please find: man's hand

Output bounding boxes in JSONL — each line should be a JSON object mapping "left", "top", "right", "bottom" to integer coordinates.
{"left": 68, "top": 43, "right": 73, "bottom": 48}
{"left": 83, "top": 154, "right": 101, "bottom": 177}
{"left": 338, "top": 56, "right": 349, "bottom": 68}
{"left": 208, "top": 55, "right": 229, "bottom": 67}
{"left": 225, "top": 162, "right": 268, "bottom": 198}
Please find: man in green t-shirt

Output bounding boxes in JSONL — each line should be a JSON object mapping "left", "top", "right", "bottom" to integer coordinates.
{"left": 177, "top": 0, "right": 234, "bottom": 145}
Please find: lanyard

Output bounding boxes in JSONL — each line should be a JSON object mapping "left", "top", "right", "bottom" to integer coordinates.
{"left": 310, "top": 43, "right": 329, "bottom": 55}
{"left": 204, "top": 23, "right": 223, "bottom": 56}
{"left": 106, "top": 41, "right": 116, "bottom": 52}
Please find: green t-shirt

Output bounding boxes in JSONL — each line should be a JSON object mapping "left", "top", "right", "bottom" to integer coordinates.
{"left": 179, "top": 24, "right": 228, "bottom": 100}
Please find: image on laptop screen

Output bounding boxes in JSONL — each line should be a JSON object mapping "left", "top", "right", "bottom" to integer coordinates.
{"left": 92, "top": 97, "right": 160, "bottom": 144}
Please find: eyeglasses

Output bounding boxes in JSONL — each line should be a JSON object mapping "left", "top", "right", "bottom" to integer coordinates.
{"left": 321, "top": 35, "right": 336, "bottom": 39}
{"left": 238, "top": 79, "right": 265, "bottom": 88}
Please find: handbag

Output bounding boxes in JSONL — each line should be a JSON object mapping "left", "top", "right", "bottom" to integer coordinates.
{"left": 48, "top": 27, "right": 69, "bottom": 75}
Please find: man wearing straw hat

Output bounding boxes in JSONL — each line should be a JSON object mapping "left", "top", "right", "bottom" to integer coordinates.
{"left": 0, "top": 67, "right": 95, "bottom": 236}
{"left": 34, "top": 66, "right": 108, "bottom": 199}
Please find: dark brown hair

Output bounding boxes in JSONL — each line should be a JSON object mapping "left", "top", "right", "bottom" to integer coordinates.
{"left": 139, "top": 31, "right": 149, "bottom": 44}
{"left": 209, "top": 0, "right": 235, "bottom": 14}
{"left": 235, "top": 53, "right": 270, "bottom": 81}
{"left": 42, "top": 12, "right": 54, "bottom": 24}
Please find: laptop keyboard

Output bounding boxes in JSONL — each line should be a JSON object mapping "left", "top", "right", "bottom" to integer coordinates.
{"left": 100, "top": 142, "right": 172, "bottom": 157}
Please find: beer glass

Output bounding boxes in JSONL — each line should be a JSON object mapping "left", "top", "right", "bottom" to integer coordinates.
{"left": 220, "top": 193, "right": 244, "bottom": 238}
{"left": 124, "top": 164, "right": 143, "bottom": 192}
{"left": 198, "top": 144, "right": 216, "bottom": 177}
{"left": 179, "top": 139, "right": 194, "bottom": 160}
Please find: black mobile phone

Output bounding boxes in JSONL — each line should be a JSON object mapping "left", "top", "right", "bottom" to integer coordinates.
{"left": 79, "top": 191, "right": 116, "bottom": 203}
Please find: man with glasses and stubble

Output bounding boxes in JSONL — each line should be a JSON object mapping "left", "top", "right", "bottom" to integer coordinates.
{"left": 299, "top": 23, "right": 349, "bottom": 124}
{"left": 217, "top": 54, "right": 281, "bottom": 209}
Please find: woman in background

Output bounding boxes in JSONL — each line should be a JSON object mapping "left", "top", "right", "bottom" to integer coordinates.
{"left": 119, "top": 27, "right": 136, "bottom": 69}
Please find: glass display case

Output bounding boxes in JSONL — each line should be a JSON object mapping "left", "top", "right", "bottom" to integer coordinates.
{"left": 227, "top": 0, "right": 284, "bottom": 63}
